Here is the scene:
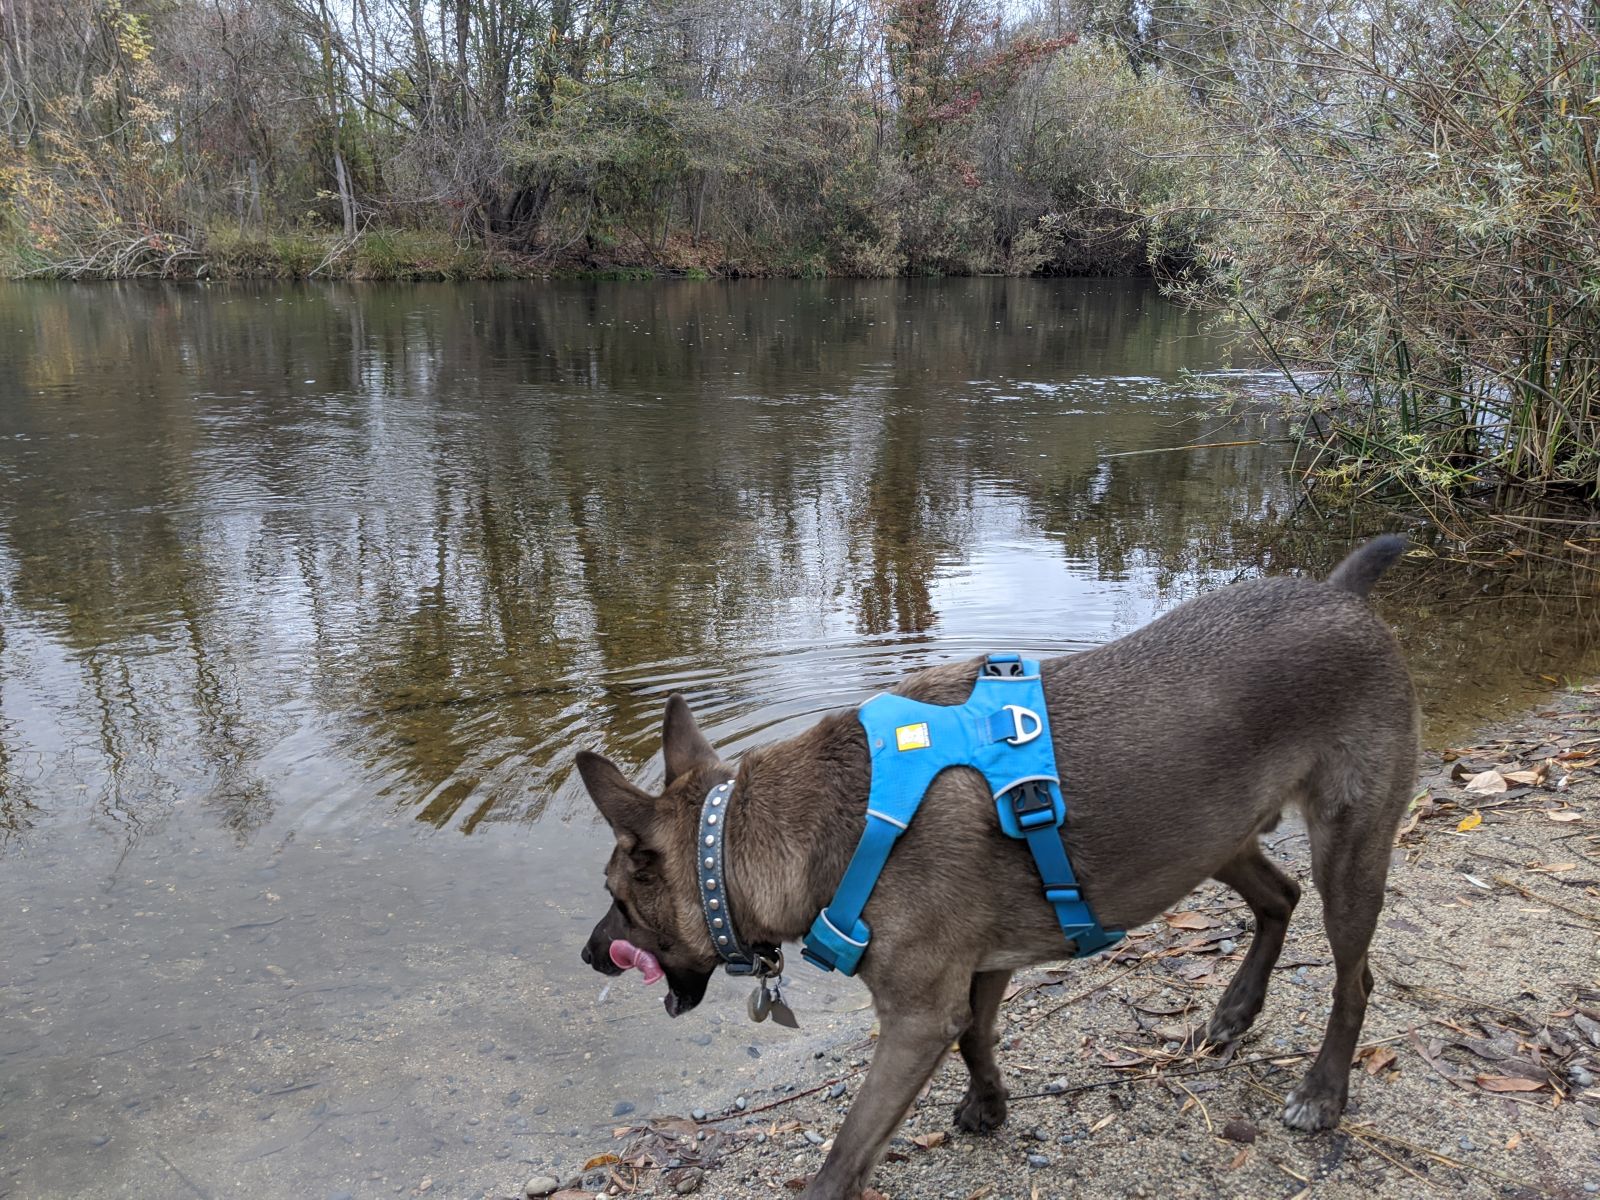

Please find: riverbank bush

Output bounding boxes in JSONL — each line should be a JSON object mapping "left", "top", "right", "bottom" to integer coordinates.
{"left": 1157, "top": 0, "right": 1600, "bottom": 512}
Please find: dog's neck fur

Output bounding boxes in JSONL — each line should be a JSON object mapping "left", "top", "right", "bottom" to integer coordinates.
{"left": 718, "top": 711, "right": 870, "bottom": 951}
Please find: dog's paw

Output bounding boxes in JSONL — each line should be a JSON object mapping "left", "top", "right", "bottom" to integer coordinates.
{"left": 1202, "top": 1008, "right": 1254, "bottom": 1046}
{"left": 953, "top": 1085, "right": 1008, "bottom": 1134}
{"left": 1281, "top": 1083, "right": 1344, "bottom": 1132}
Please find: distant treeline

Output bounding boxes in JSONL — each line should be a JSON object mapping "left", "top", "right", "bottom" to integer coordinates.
{"left": 1, "top": 0, "right": 1206, "bottom": 280}
{"left": 3, "top": 0, "right": 1597, "bottom": 506}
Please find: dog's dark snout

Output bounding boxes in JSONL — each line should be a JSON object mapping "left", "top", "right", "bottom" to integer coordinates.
{"left": 583, "top": 906, "right": 626, "bottom": 975}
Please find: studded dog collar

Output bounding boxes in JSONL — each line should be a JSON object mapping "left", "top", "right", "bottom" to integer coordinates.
{"left": 697, "top": 778, "right": 780, "bottom": 978}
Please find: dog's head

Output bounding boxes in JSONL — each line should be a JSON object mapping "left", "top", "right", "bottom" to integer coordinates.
{"left": 577, "top": 694, "right": 727, "bottom": 1018}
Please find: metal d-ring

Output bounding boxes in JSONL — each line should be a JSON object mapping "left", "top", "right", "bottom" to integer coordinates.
{"left": 1002, "top": 704, "right": 1042, "bottom": 745}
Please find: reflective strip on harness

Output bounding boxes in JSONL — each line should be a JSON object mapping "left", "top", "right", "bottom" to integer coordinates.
{"left": 800, "top": 655, "right": 1122, "bottom": 976}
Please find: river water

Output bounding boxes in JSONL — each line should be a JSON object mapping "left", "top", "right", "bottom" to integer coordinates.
{"left": 0, "top": 278, "right": 1594, "bottom": 1199}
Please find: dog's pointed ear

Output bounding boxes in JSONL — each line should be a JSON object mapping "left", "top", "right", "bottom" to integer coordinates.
{"left": 662, "top": 694, "right": 717, "bottom": 782}
{"left": 575, "top": 750, "right": 654, "bottom": 838}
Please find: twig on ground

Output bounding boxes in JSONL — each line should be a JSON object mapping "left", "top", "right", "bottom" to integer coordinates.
{"left": 1018, "top": 957, "right": 1157, "bottom": 1034}
{"left": 1492, "top": 875, "right": 1600, "bottom": 925}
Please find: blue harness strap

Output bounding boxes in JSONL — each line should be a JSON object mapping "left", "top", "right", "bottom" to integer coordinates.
{"left": 801, "top": 654, "right": 1122, "bottom": 976}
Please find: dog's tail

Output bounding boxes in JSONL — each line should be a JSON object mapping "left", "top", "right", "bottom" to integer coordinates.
{"left": 1326, "top": 534, "right": 1408, "bottom": 597}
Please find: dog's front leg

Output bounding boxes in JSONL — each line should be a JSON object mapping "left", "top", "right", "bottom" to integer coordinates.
{"left": 803, "top": 975, "right": 969, "bottom": 1200}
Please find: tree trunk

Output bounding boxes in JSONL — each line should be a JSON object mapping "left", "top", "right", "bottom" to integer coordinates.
{"left": 333, "top": 148, "right": 356, "bottom": 237}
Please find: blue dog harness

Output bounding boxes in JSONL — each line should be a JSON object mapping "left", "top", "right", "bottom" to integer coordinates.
{"left": 801, "top": 653, "right": 1122, "bottom": 976}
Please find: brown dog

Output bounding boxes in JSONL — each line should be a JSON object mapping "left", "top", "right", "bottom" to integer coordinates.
{"left": 579, "top": 536, "right": 1417, "bottom": 1199}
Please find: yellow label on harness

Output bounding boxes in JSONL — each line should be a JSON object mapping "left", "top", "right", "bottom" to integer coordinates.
{"left": 895, "top": 723, "right": 931, "bottom": 751}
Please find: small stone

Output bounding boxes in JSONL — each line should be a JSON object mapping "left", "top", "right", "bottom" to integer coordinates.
{"left": 1031, "top": 1128, "right": 1049, "bottom": 1142}
{"left": 691, "top": 1107, "right": 707, "bottom": 1122}
{"left": 522, "top": 1174, "right": 560, "bottom": 1198}
{"left": 612, "top": 1101, "right": 635, "bottom": 1117}
{"left": 90, "top": 1135, "right": 110, "bottom": 1148}
{"left": 1459, "top": 1135, "right": 1476, "bottom": 1152}
{"left": 1569, "top": 1066, "right": 1595, "bottom": 1087}
{"left": 804, "top": 1130, "right": 825, "bottom": 1145}
{"left": 504, "top": 1091, "right": 523, "bottom": 1107}
{"left": 1027, "top": 1153, "right": 1051, "bottom": 1168}
{"left": 328, "top": 1192, "right": 355, "bottom": 1200}
{"left": 734, "top": 1096, "right": 747, "bottom": 1110}
{"left": 689, "top": 1033, "right": 713, "bottom": 1047}
{"left": 1180, "top": 1150, "right": 1194, "bottom": 1164}
{"left": 829, "top": 1083, "right": 847, "bottom": 1099}
{"left": 1582, "top": 1183, "right": 1598, "bottom": 1195}
{"left": 1218, "top": 939, "right": 1237, "bottom": 955}
{"left": 1222, "top": 1120, "right": 1258, "bottom": 1144}
{"left": 670, "top": 1167, "right": 705, "bottom": 1195}
{"left": 1042, "top": 1077, "right": 1069, "bottom": 1095}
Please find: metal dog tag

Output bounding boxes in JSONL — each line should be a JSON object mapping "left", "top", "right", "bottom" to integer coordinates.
{"left": 747, "top": 981, "right": 800, "bottom": 1028}
{"left": 747, "top": 985, "right": 771, "bottom": 1023}
{"left": 766, "top": 987, "right": 799, "bottom": 1029}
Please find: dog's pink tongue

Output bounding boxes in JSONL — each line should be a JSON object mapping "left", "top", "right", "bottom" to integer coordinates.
{"left": 608, "top": 939, "right": 664, "bottom": 985}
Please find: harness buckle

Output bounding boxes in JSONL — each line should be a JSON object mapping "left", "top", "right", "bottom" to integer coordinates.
{"left": 1008, "top": 779, "right": 1058, "bottom": 830}
{"left": 983, "top": 654, "right": 1024, "bottom": 678}
{"left": 1002, "top": 704, "right": 1042, "bottom": 745}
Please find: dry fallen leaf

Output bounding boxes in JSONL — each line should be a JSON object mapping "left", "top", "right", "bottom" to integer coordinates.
{"left": 910, "top": 1131, "right": 947, "bottom": 1149}
{"left": 1089, "top": 1113, "right": 1117, "bottom": 1133}
{"left": 962, "top": 1187, "right": 995, "bottom": 1200}
{"left": 1228, "top": 1147, "right": 1251, "bottom": 1170}
{"left": 1545, "top": 810, "right": 1582, "bottom": 822}
{"left": 1457, "top": 810, "right": 1484, "bottom": 832}
{"left": 1506, "top": 1132, "right": 1522, "bottom": 1151}
{"left": 1503, "top": 766, "right": 1547, "bottom": 785}
{"left": 1476, "top": 1074, "right": 1547, "bottom": 1093}
{"left": 1164, "top": 911, "right": 1218, "bottom": 930}
{"left": 1361, "top": 1046, "right": 1399, "bottom": 1075}
{"left": 1395, "top": 797, "right": 1434, "bottom": 841}
{"left": 1464, "top": 770, "right": 1508, "bottom": 794}
{"left": 582, "top": 1153, "right": 620, "bottom": 1171}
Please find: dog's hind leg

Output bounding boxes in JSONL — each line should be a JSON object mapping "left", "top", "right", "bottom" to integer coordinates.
{"left": 952, "top": 969, "right": 1012, "bottom": 1133}
{"left": 1205, "top": 843, "right": 1301, "bottom": 1045}
{"left": 804, "top": 973, "right": 970, "bottom": 1200}
{"left": 1282, "top": 783, "right": 1404, "bottom": 1131}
